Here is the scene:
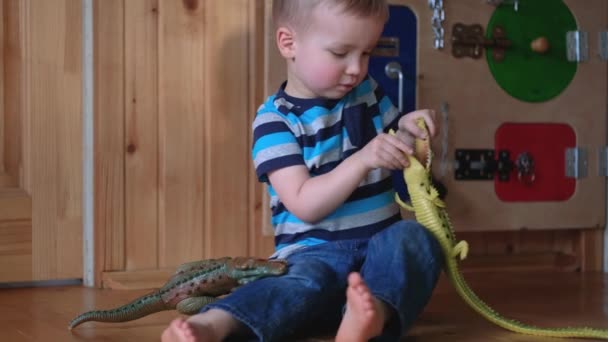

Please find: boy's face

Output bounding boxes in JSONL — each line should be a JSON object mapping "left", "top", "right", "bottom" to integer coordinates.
{"left": 283, "top": 4, "right": 386, "bottom": 99}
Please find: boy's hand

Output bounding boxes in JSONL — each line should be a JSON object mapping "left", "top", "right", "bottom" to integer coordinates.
{"left": 354, "top": 109, "right": 437, "bottom": 171}
{"left": 356, "top": 133, "right": 412, "bottom": 170}
{"left": 397, "top": 109, "right": 437, "bottom": 141}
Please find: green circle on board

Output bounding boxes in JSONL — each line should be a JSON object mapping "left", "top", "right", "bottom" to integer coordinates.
{"left": 486, "top": 0, "right": 577, "bottom": 102}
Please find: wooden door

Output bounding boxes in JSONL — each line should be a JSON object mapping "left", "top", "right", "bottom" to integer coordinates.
{"left": 0, "top": 0, "right": 83, "bottom": 283}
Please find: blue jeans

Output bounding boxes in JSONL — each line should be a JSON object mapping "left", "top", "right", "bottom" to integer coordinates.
{"left": 202, "top": 220, "right": 443, "bottom": 341}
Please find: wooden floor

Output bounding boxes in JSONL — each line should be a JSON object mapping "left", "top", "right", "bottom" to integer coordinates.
{"left": 1, "top": 271, "right": 607, "bottom": 341}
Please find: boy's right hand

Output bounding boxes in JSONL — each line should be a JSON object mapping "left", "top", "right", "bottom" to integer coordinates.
{"left": 355, "top": 133, "right": 413, "bottom": 170}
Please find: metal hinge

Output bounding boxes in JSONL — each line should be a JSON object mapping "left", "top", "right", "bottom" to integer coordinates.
{"left": 566, "top": 30, "right": 589, "bottom": 62}
{"left": 599, "top": 31, "right": 608, "bottom": 61}
{"left": 565, "top": 147, "right": 588, "bottom": 179}
{"left": 598, "top": 146, "right": 608, "bottom": 177}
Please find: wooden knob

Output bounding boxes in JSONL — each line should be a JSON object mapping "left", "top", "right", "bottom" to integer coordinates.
{"left": 530, "top": 36, "right": 550, "bottom": 54}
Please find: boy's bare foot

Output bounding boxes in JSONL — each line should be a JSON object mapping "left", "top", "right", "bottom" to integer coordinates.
{"left": 161, "top": 309, "right": 241, "bottom": 342}
{"left": 335, "top": 272, "right": 388, "bottom": 342}
{"left": 161, "top": 317, "right": 216, "bottom": 342}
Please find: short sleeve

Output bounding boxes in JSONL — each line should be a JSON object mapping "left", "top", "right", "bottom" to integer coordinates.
{"left": 251, "top": 111, "right": 305, "bottom": 183}
{"left": 367, "top": 77, "right": 401, "bottom": 132}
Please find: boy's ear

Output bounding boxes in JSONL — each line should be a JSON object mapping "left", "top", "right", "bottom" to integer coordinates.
{"left": 276, "top": 26, "right": 296, "bottom": 59}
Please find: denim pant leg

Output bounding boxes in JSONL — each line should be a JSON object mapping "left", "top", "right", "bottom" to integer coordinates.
{"left": 361, "top": 220, "right": 443, "bottom": 341}
{"left": 201, "top": 242, "right": 361, "bottom": 342}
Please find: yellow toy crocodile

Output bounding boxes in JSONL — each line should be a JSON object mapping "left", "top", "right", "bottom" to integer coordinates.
{"left": 391, "top": 119, "right": 608, "bottom": 340}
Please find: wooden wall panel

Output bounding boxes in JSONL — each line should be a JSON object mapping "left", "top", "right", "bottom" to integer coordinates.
{"left": 157, "top": 0, "right": 205, "bottom": 267}
{"left": 94, "top": 0, "right": 125, "bottom": 281}
{"left": 202, "top": 0, "right": 252, "bottom": 258}
{"left": 98, "top": 0, "right": 275, "bottom": 288}
{"left": 125, "top": 0, "right": 159, "bottom": 271}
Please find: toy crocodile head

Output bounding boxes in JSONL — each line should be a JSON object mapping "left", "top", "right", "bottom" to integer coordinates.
{"left": 225, "top": 257, "right": 288, "bottom": 283}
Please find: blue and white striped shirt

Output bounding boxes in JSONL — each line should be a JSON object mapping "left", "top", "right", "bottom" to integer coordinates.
{"left": 252, "top": 77, "right": 403, "bottom": 255}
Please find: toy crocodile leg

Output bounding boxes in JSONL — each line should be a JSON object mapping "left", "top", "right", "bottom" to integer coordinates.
{"left": 176, "top": 296, "right": 217, "bottom": 315}
{"left": 392, "top": 120, "right": 608, "bottom": 339}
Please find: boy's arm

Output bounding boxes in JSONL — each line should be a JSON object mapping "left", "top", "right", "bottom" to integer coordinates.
{"left": 268, "top": 133, "right": 411, "bottom": 223}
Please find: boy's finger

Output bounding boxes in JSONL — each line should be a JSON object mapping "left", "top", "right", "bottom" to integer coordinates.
{"left": 404, "top": 121, "right": 427, "bottom": 139}
{"left": 423, "top": 112, "right": 437, "bottom": 137}
{"left": 390, "top": 135, "right": 413, "bottom": 155}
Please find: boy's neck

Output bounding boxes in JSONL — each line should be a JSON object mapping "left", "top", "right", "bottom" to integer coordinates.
{"left": 283, "top": 69, "right": 317, "bottom": 100}
{"left": 277, "top": 81, "right": 341, "bottom": 112}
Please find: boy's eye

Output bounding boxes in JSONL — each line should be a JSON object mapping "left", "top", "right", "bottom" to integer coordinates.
{"left": 330, "top": 51, "right": 347, "bottom": 58}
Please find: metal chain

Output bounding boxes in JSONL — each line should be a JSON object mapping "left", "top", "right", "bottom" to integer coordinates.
{"left": 429, "top": 0, "right": 445, "bottom": 49}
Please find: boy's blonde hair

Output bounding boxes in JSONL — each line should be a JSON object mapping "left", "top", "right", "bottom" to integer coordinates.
{"left": 272, "top": 0, "right": 389, "bottom": 30}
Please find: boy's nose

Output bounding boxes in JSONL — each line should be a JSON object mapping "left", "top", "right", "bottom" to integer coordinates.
{"left": 345, "top": 59, "right": 362, "bottom": 76}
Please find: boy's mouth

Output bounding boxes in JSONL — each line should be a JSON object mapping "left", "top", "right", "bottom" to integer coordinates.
{"left": 338, "top": 83, "right": 354, "bottom": 91}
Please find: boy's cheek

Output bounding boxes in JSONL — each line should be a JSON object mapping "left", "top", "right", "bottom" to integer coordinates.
{"left": 310, "top": 65, "right": 342, "bottom": 86}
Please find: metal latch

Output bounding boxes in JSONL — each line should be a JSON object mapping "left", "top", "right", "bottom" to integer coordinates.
{"left": 454, "top": 149, "right": 513, "bottom": 181}
{"left": 565, "top": 147, "right": 588, "bottom": 179}
{"left": 373, "top": 37, "right": 400, "bottom": 57}
{"left": 452, "top": 23, "right": 512, "bottom": 61}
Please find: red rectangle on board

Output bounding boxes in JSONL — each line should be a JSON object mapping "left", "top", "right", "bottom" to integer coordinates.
{"left": 494, "top": 123, "right": 576, "bottom": 202}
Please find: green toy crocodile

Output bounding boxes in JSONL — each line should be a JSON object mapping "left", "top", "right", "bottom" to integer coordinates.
{"left": 69, "top": 256, "right": 287, "bottom": 330}
{"left": 392, "top": 119, "right": 608, "bottom": 340}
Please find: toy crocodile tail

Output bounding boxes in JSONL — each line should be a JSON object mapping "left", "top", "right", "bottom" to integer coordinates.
{"left": 392, "top": 118, "right": 608, "bottom": 340}
{"left": 68, "top": 292, "right": 169, "bottom": 330}
{"left": 444, "top": 254, "right": 608, "bottom": 339}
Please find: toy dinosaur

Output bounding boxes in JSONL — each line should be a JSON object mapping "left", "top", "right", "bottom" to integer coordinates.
{"left": 391, "top": 119, "right": 608, "bottom": 340}
{"left": 69, "top": 256, "right": 288, "bottom": 330}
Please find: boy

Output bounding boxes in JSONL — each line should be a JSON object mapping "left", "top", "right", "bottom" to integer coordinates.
{"left": 162, "top": 1, "right": 442, "bottom": 341}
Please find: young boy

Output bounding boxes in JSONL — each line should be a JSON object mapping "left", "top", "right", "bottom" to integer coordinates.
{"left": 162, "top": 1, "right": 443, "bottom": 341}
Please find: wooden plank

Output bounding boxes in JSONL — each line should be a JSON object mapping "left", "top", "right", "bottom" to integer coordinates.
{"left": 202, "top": 1, "right": 251, "bottom": 258}
{"left": 124, "top": 0, "right": 159, "bottom": 271}
{"left": 27, "top": 0, "right": 82, "bottom": 280}
{"left": 2, "top": 0, "right": 23, "bottom": 189}
{"left": 0, "top": 218, "right": 32, "bottom": 282}
{"left": 0, "top": 188, "right": 31, "bottom": 221}
{"left": 157, "top": 0, "right": 205, "bottom": 266}
{"left": 0, "top": 0, "right": 4, "bottom": 175}
{"left": 460, "top": 252, "right": 579, "bottom": 273}
{"left": 249, "top": 0, "right": 275, "bottom": 257}
{"left": 94, "top": 0, "right": 126, "bottom": 281}
{"left": 578, "top": 228, "right": 604, "bottom": 272}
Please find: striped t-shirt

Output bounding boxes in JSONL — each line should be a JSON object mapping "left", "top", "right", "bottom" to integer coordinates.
{"left": 252, "top": 76, "right": 404, "bottom": 256}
